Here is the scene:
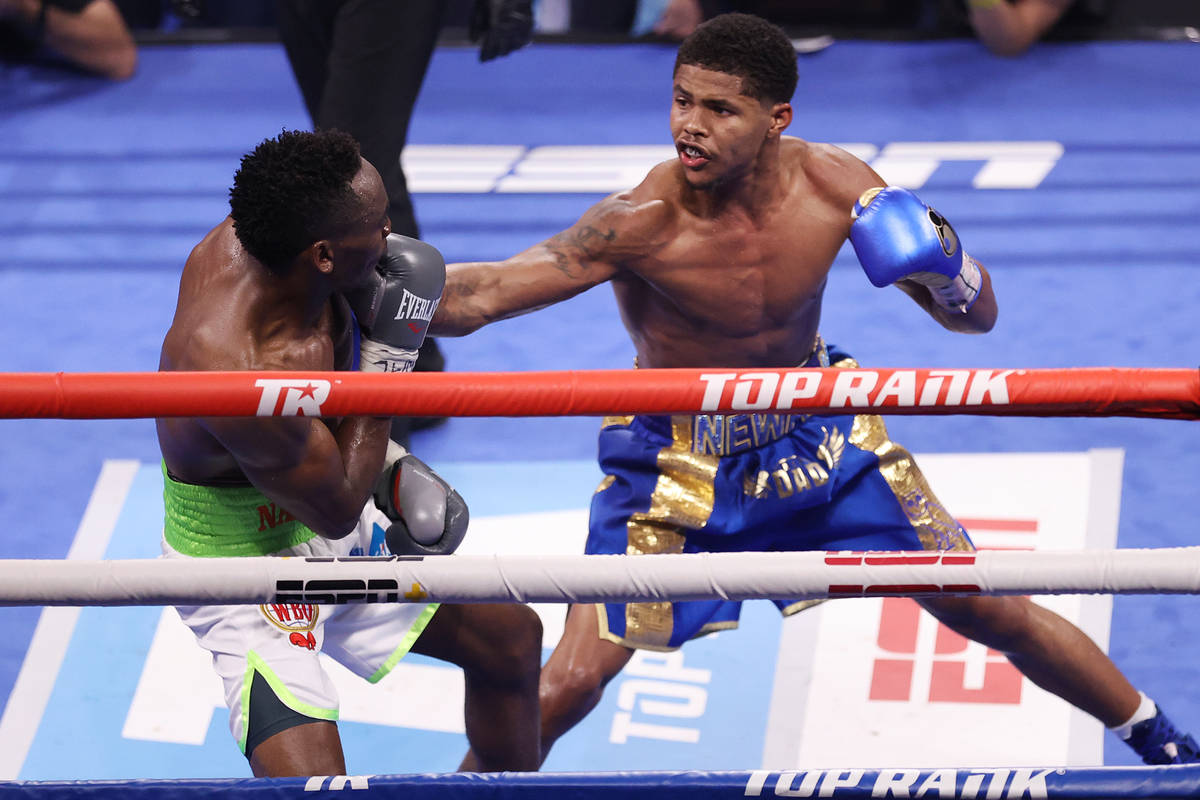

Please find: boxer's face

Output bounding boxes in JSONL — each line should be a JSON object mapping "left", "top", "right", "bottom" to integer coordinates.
{"left": 334, "top": 159, "right": 391, "bottom": 290}
{"left": 671, "top": 64, "right": 782, "bottom": 190}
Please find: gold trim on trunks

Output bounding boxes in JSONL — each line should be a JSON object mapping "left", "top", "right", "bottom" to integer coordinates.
{"left": 848, "top": 414, "right": 972, "bottom": 552}
{"left": 617, "top": 415, "right": 719, "bottom": 649}
{"left": 781, "top": 598, "right": 826, "bottom": 616}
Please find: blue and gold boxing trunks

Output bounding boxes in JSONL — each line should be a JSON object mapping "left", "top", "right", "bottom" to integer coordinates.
{"left": 587, "top": 341, "right": 973, "bottom": 650}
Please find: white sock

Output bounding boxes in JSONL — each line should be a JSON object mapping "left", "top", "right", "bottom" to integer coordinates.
{"left": 1110, "top": 691, "right": 1158, "bottom": 740}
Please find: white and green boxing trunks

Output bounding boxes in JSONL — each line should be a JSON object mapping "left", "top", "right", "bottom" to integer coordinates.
{"left": 160, "top": 463, "right": 438, "bottom": 756}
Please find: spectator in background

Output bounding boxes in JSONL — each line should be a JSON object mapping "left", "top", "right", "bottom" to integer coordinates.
{"left": 636, "top": 0, "right": 705, "bottom": 39}
{"left": 962, "top": 0, "right": 1077, "bottom": 56}
{"left": 568, "top": 0, "right": 705, "bottom": 38}
{"left": 0, "top": 0, "right": 136, "bottom": 79}
{"left": 276, "top": 0, "right": 533, "bottom": 447}
{"left": 934, "top": 0, "right": 1113, "bottom": 56}
{"left": 106, "top": 0, "right": 278, "bottom": 31}
{"left": 573, "top": 0, "right": 921, "bottom": 40}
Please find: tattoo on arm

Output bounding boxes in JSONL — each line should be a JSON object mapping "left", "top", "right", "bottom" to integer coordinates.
{"left": 545, "top": 227, "right": 617, "bottom": 278}
{"left": 574, "top": 226, "right": 616, "bottom": 258}
{"left": 443, "top": 279, "right": 477, "bottom": 299}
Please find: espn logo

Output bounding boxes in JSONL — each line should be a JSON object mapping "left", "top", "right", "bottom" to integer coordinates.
{"left": 275, "top": 578, "right": 401, "bottom": 604}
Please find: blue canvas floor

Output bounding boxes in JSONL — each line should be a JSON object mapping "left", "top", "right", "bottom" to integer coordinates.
{"left": 0, "top": 37, "right": 1198, "bottom": 776}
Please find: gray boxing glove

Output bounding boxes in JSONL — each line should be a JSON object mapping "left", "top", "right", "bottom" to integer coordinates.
{"left": 345, "top": 234, "right": 446, "bottom": 373}
{"left": 373, "top": 441, "right": 468, "bottom": 556}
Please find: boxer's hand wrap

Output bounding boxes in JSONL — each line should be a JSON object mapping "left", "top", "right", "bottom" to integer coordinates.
{"left": 373, "top": 441, "right": 468, "bottom": 557}
{"left": 345, "top": 234, "right": 446, "bottom": 373}
{"left": 469, "top": 0, "right": 533, "bottom": 62}
{"left": 850, "top": 186, "right": 982, "bottom": 313}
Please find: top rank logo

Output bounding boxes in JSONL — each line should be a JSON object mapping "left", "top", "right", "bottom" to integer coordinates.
{"left": 255, "top": 378, "right": 332, "bottom": 416}
{"left": 698, "top": 369, "right": 1017, "bottom": 412}
{"left": 745, "top": 768, "right": 1058, "bottom": 799}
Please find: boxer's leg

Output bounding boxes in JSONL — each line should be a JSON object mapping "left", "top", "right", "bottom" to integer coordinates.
{"left": 537, "top": 603, "right": 635, "bottom": 766}
{"left": 920, "top": 594, "right": 1138, "bottom": 725}
{"left": 414, "top": 603, "right": 543, "bottom": 771}
{"left": 921, "top": 594, "right": 1199, "bottom": 764}
{"left": 248, "top": 718, "right": 345, "bottom": 778}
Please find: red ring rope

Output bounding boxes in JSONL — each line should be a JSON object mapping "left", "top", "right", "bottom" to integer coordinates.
{"left": 0, "top": 367, "right": 1196, "bottom": 419}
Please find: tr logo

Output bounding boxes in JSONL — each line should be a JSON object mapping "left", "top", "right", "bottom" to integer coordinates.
{"left": 255, "top": 378, "right": 332, "bottom": 416}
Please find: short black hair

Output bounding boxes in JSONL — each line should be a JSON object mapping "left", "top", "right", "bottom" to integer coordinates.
{"left": 674, "top": 13, "right": 798, "bottom": 105}
{"left": 229, "top": 129, "right": 364, "bottom": 273}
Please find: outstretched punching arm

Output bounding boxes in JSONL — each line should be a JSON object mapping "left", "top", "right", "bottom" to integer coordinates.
{"left": 431, "top": 193, "right": 664, "bottom": 336}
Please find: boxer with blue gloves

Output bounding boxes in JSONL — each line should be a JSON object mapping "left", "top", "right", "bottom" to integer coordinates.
{"left": 427, "top": 12, "right": 1196, "bottom": 770}
{"left": 851, "top": 186, "right": 983, "bottom": 313}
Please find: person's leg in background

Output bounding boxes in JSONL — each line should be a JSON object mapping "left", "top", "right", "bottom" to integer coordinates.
{"left": 277, "top": 0, "right": 448, "bottom": 447}
{"left": 276, "top": 0, "right": 334, "bottom": 120}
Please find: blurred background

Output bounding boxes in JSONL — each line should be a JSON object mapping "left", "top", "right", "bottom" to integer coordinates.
{"left": 24, "top": 0, "right": 1196, "bottom": 44}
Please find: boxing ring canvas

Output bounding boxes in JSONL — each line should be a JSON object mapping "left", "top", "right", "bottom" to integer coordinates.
{"left": 1, "top": 36, "right": 1199, "bottom": 778}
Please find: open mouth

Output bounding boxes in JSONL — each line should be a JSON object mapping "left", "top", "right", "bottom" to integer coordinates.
{"left": 678, "top": 142, "right": 710, "bottom": 168}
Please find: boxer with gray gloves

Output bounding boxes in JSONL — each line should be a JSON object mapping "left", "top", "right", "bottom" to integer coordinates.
{"left": 345, "top": 232, "right": 464, "bottom": 555}
{"left": 346, "top": 232, "right": 446, "bottom": 374}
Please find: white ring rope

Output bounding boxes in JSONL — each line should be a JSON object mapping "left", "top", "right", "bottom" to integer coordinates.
{"left": 1, "top": 548, "right": 1199, "bottom": 607}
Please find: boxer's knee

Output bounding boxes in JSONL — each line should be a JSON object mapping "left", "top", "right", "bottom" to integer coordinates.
{"left": 417, "top": 603, "right": 542, "bottom": 683}
{"left": 485, "top": 605, "right": 544, "bottom": 684}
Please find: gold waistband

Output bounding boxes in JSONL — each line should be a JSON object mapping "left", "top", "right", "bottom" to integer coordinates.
{"left": 626, "top": 336, "right": 830, "bottom": 457}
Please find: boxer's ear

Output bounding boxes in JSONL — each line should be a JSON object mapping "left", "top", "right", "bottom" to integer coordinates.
{"left": 767, "top": 102, "right": 792, "bottom": 139}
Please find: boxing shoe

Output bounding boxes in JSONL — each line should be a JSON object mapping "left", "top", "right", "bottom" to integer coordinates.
{"left": 1125, "top": 707, "right": 1200, "bottom": 765}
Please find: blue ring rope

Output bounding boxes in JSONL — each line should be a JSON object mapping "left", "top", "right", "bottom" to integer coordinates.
{"left": 2, "top": 766, "right": 1199, "bottom": 799}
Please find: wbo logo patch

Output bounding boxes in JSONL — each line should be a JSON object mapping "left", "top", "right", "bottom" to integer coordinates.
{"left": 260, "top": 603, "right": 319, "bottom": 649}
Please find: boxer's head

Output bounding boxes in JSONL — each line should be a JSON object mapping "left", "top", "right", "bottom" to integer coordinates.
{"left": 229, "top": 129, "right": 388, "bottom": 278}
{"left": 674, "top": 13, "right": 797, "bottom": 106}
{"left": 670, "top": 14, "right": 796, "bottom": 189}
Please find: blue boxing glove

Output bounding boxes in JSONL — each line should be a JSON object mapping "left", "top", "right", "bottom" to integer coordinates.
{"left": 345, "top": 234, "right": 446, "bottom": 373}
{"left": 373, "top": 441, "right": 469, "bottom": 556}
{"left": 849, "top": 187, "right": 982, "bottom": 313}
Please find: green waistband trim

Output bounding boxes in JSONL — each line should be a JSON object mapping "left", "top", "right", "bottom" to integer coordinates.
{"left": 162, "top": 462, "right": 319, "bottom": 557}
